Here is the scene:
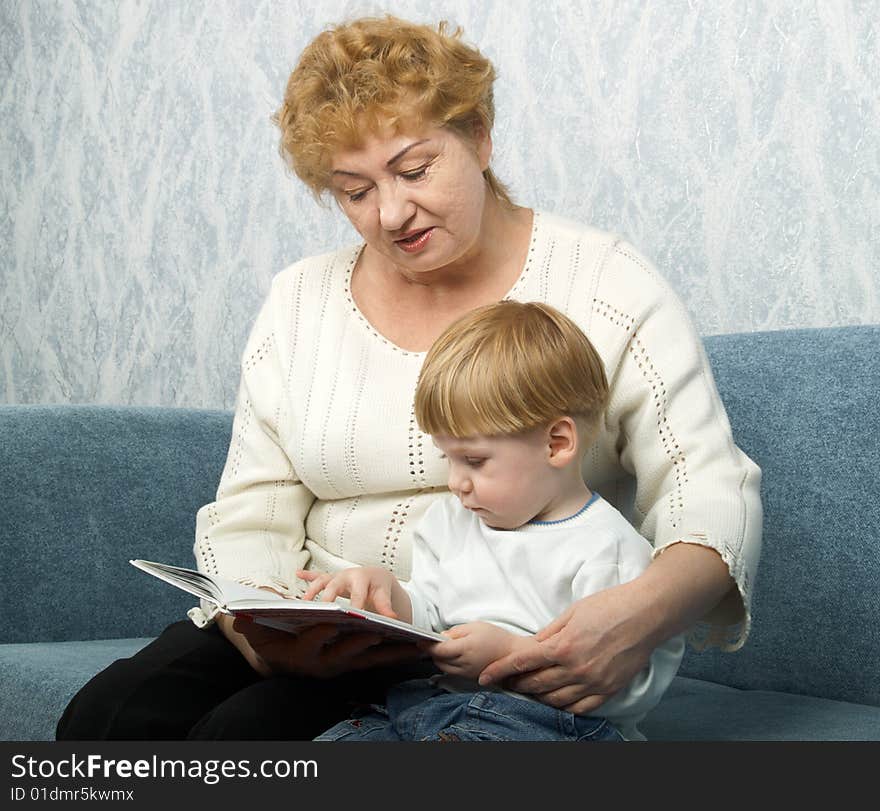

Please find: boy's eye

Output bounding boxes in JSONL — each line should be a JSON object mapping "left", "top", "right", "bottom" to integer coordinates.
{"left": 465, "top": 457, "right": 485, "bottom": 467}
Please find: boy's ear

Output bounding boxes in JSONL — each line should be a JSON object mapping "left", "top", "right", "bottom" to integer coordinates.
{"left": 547, "top": 417, "right": 579, "bottom": 467}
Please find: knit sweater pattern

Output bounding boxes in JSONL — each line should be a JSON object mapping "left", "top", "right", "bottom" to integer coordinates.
{"left": 192, "top": 211, "right": 762, "bottom": 651}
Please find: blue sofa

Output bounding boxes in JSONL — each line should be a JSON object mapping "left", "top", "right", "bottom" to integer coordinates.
{"left": 2, "top": 325, "right": 879, "bottom": 741}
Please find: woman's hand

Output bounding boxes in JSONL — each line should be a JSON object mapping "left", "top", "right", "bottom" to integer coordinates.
{"left": 428, "top": 622, "right": 537, "bottom": 682}
{"left": 477, "top": 584, "right": 655, "bottom": 714}
{"left": 220, "top": 613, "right": 422, "bottom": 678}
{"left": 477, "top": 543, "right": 735, "bottom": 714}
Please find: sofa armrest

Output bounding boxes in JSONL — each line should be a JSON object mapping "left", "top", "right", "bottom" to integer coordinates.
{"left": 682, "top": 325, "right": 880, "bottom": 708}
{"left": 0, "top": 405, "right": 232, "bottom": 643}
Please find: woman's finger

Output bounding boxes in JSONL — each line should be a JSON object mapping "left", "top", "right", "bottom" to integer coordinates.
{"left": 477, "top": 644, "right": 555, "bottom": 686}
{"left": 353, "top": 641, "right": 426, "bottom": 670}
{"left": 294, "top": 622, "right": 341, "bottom": 648}
{"left": 321, "top": 634, "right": 422, "bottom": 673}
{"left": 563, "top": 694, "right": 608, "bottom": 716}
{"left": 532, "top": 609, "right": 572, "bottom": 643}
{"left": 527, "top": 679, "right": 593, "bottom": 709}
{"left": 322, "top": 631, "right": 383, "bottom": 662}
{"left": 503, "top": 663, "right": 574, "bottom": 695}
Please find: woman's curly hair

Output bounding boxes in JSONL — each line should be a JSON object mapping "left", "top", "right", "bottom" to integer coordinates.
{"left": 273, "top": 15, "right": 513, "bottom": 205}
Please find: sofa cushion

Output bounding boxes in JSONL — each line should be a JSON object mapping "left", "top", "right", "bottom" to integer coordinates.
{"left": 687, "top": 326, "right": 880, "bottom": 707}
{"left": 4, "top": 638, "right": 879, "bottom": 742}
{"left": 0, "top": 638, "right": 152, "bottom": 741}
{"left": 641, "top": 676, "right": 880, "bottom": 741}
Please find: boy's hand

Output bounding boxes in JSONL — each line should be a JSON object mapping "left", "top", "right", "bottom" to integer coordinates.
{"left": 297, "top": 566, "right": 412, "bottom": 622}
{"left": 429, "top": 622, "right": 538, "bottom": 681}
{"left": 219, "top": 572, "right": 420, "bottom": 678}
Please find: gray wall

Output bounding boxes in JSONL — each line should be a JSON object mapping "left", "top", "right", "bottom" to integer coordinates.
{"left": 3, "top": 0, "right": 878, "bottom": 408}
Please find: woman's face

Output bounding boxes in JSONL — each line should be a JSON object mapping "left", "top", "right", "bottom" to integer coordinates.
{"left": 328, "top": 123, "right": 493, "bottom": 274}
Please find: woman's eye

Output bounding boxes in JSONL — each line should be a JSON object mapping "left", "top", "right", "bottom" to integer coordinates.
{"left": 401, "top": 166, "right": 428, "bottom": 181}
{"left": 346, "top": 188, "right": 369, "bottom": 203}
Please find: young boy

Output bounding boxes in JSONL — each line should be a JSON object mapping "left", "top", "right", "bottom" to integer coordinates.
{"left": 299, "top": 301, "right": 684, "bottom": 741}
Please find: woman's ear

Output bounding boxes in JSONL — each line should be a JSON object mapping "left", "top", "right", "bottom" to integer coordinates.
{"left": 472, "top": 121, "right": 493, "bottom": 171}
{"left": 547, "top": 417, "right": 579, "bottom": 468}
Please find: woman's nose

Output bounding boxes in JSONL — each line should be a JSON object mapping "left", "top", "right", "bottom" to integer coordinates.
{"left": 378, "top": 184, "right": 415, "bottom": 231}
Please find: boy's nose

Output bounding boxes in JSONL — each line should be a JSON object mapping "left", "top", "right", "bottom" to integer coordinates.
{"left": 449, "top": 469, "right": 472, "bottom": 496}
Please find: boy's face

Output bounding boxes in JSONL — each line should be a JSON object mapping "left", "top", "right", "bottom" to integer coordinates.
{"left": 433, "top": 428, "right": 559, "bottom": 530}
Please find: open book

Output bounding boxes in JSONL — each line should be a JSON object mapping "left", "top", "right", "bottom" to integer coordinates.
{"left": 130, "top": 559, "right": 444, "bottom": 644}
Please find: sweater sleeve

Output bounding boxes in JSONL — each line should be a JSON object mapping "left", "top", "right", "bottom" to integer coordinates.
{"left": 596, "top": 241, "right": 763, "bottom": 651}
{"left": 188, "top": 277, "right": 316, "bottom": 627}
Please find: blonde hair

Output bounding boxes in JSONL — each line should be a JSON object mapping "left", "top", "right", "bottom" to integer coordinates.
{"left": 415, "top": 301, "right": 609, "bottom": 443}
{"left": 273, "top": 15, "right": 513, "bottom": 206}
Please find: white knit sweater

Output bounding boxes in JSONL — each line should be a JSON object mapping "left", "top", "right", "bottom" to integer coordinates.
{"left": 191, "top": 211, "right": 762, "bottom": 650}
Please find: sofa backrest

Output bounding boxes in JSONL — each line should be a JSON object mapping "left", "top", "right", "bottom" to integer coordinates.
{"left": 0, "top": 405, "right": 232, "bottom": 644}
{"left": 681, "top": 324, "right": 880, "bottom": 707}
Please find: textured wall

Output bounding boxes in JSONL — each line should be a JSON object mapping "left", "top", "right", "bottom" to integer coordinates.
{"left": 3, "top": 0, "right": 878, "bottom": 407}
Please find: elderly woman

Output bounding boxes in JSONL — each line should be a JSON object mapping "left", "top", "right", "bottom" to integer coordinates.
{"left": 57, "top": 16, "right": 761, "bottom": 740}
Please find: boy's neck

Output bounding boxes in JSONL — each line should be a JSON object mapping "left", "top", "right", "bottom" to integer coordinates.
{"left": 531, "top": 473, "right": 593, "bottom": 524}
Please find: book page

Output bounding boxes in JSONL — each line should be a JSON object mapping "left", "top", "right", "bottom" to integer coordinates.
{"left": 130, "top": 559, "right": 444, "bottom": 643}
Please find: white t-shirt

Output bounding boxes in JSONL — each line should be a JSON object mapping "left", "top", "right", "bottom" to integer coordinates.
{"left": 403, "top": 492, "right": 685, "bottom": 741}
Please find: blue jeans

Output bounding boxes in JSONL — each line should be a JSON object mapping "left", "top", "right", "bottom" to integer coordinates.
{"left": 314, "top": 678, "right": 624, "bottom": 742}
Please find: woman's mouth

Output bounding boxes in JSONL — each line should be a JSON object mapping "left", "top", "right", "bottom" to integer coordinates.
{"left": 394, "top": 227, "right": 434, "bottom": 253}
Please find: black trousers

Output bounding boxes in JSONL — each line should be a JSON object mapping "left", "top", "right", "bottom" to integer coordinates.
{"left": 56, "top": 620, "right": 436, "bottom": 741}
